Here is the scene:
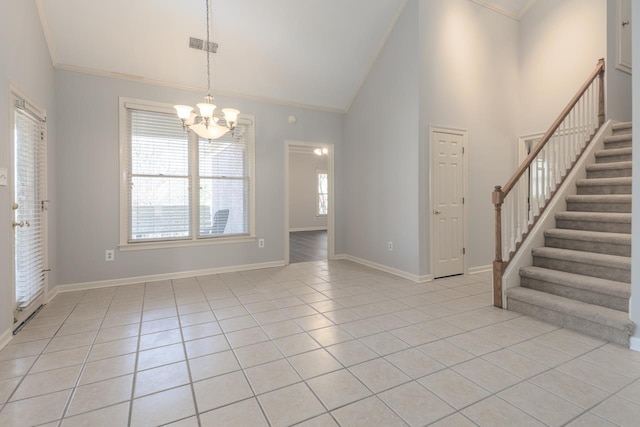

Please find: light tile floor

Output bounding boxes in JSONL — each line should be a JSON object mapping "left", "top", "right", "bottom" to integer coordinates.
{"left": 1, "top": 260, "right": 639, "bottom": 426}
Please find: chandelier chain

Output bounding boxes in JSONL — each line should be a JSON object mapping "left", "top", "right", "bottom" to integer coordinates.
{"left": 206, "top": 0, "right": 211, "bottom": 96}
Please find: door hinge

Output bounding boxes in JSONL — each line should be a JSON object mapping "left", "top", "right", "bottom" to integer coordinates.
{"left": 462, "top": 197, "right": 465, "bottom": 204}
{"left": 462, "top": 147, "right": 465, "bottom": 154}
{"left": 462, "top": 248, "right": 466, "bottom": 255}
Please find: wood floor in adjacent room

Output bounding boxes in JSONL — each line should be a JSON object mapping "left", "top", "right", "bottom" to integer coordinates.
{"left": 290, "top": 230, "right": 327, "bottom": 264}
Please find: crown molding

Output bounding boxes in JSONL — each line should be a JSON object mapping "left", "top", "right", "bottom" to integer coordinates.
{"left": 53, "top": 63, "right": 347, "bottom": 115}
{"left": 470, "top": 0, "right": 536, "bottom": 21}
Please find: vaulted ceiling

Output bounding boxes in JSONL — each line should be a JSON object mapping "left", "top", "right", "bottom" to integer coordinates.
{"left": 37, "top": 0, "right": 534, "bottom": 112}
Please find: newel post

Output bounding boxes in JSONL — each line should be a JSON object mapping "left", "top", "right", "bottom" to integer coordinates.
{"left": 492, "top": 186, "right": 506, "bottom": 308}
{"left": 598, "top": 58, "right": 605, "bottom": 127}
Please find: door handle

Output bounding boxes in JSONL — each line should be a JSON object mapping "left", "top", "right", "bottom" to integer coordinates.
{"left": 434, "top": 210, "right": 442, "bottom": 215}
{"left": 12, "top": 220, "right": 24, "bottom": 228}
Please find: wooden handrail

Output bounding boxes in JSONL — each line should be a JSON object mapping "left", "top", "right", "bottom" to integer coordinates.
{"left": 492, "top": 58, "right": 605, "bottom": 309}
{"left": 498, "top": 59, "right": 605, "bottom": 201}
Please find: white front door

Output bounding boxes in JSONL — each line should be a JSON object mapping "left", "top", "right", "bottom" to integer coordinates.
{"left": 11, "top": 92, "right": 48, "bottom": 326}
{"left": 431, "top": 129, "right": 465, "bottom": 278}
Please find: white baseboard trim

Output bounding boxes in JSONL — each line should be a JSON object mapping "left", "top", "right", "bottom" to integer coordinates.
{"left": 468, "top": 265, "right": 492, "bottom": 275}
{"left": 50, "top": 260, "right": 286, "bottom": 296}
{"left": 630, "top": 336, "right": 640, "bottom": 352}
{"left": 289, "top": 227, "right": 328, "bottom": 232}
{"left": 343, "top": 254, "right": 432, "bottom": 283}
{"left": 331, "top": 254, "right": 347, "bottom": 260}
{"left": 0, "top": 328, "right": 13, "bottom": 351}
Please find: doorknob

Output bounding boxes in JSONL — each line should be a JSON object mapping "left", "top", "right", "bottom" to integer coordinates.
{"left": 12, "top": 220, "right": 24, "bottom": 228}
{"left": 11, "top": 203, "right": 18, "bottom": 210}
{"left": 434, "top": 210, "right": 442, "bottom": 215}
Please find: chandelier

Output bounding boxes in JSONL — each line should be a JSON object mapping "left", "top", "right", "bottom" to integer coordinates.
{"left": 174, "top": 0, "right": 239, "bottom": 140}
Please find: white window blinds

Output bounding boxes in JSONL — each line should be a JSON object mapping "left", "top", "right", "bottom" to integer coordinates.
{"left": 127, "top": 109, "right": 191, "bottom": 242}
{"left": 14, "top": 103, "right": 47, "bottom": 309}
{"left": 123, "top": 99, "right": 255, "bottom": 245}
{"left": 198, "top": 123, "right": 253, "bottom": 237}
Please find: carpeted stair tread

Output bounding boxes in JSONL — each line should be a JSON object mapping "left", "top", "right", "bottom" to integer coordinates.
{"left": 586, "top": 161, "right": 632, "bottom": 178}
{"left": 595, "top": 147, "right": 632, "bottom": 163}
{"left": 507, "top": 287, "right": 634, "bottom": 345}
{"left": 520, "top": 266, "right": 630, "bottom": 299}
{"left": 565, "top": 194, "right": 632, "bottom": 213}
{"left": 587, "top": 161, "right": 632, "bottom": 172}
{"left": 544, "top": 228, "right": 631, "bottom": 246}
{"left": 612, "top": 122, "right": 632, "bottom": 132}
{"left": 532, "top": 247, "right": 630, "bottom": 270}
{"left": 555, "top": 211, "right": 631, "bottom": 224}
{"left": 603, "top": 134, "right": 632, "bottom": 145}
{"left": 565, "top": 194, "right": 631, "bottom": 204}
{"left": 544, "top": 228, "right": 631, "bottom": 256}
{"left": 576, "top": 177, "right": 632, "bottom": 186}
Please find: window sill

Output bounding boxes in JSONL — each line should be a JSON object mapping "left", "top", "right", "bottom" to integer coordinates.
{"left": 119, "top": 235, "right": 256, "bottom": 251}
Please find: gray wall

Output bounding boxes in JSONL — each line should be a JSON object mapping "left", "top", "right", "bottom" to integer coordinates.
{"left": 419, "top": 0, "right": 520, "bottom": 272}
{"left": 630, "top": 0, "right": 639, "bottom": 347}
{"left": 344, "top": 0, "right": 421, "bottom": 276}
{"left": 0, "top": 2, "right": 57, "bottom": 335}
{"left": 55, "top": 71, "right": 344, "bottom": 285}
{"left": 519, "top": 0, "right": 607, "bottom": 135}
{"left": 289, "top": 152, "right": 328, "bottom": 230}
{"left": 606, "top": 0, "right": 632, "bottom": 122}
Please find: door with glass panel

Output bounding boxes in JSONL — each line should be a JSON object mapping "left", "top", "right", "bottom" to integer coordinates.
{"left": 11, "top": 91, "right": 48, "bottom": 326}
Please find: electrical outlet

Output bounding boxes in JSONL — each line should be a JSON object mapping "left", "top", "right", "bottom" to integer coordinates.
{"left": 388, "top": 241, "right": 393, "bottom": 251}
{"left": 258, "top": 239, "right": 265, "bottom": 248}
{"left": 105, "top": 250, "right": 115, "bottom": 262}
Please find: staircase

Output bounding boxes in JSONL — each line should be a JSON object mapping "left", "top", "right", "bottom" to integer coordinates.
{"left": 506, "top": 122, "right": 634, "bottom": 346}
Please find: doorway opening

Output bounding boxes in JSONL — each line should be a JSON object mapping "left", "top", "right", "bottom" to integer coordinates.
{"left": 284, "top": 141, "right": 334, "bottom": 264}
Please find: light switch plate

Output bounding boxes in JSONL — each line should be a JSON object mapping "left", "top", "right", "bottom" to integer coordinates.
{"left": 0, "top": 168, "right": 7, "bottom": 186}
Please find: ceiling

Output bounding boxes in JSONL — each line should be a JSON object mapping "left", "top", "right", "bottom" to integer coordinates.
{"left": 36, "top": 0, "right": 534, "bottom": 113}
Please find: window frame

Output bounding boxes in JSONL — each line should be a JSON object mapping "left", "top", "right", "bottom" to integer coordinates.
{"left": 119, "top": 97, "right": 256, "bottom": 250}
{"left": 316, "top": 169, "right": 328, "bottom": 217}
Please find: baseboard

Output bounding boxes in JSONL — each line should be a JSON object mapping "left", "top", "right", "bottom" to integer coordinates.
{"left": 0, "top": 328, "right": 13, "bottom": 351}
{"left": 50, "top": 260, "right": 286, "bottom": 296}
{"left": 331, "top": 254, "right": 347, "bottom": 260}
{"left": 343, "top": 254, "right": 432, "bottom": 283}
{"left": 289, "top": 227, "right": 328, "bottom": 232}
{"left": 630, "top": 336, "right": 640, "bottom": 353}
{"left": 468, "top": 265, "right": 492, "bottom": 275}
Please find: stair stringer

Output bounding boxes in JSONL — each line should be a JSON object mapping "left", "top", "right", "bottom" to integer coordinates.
{"left": 502, "top": 120, "right": 614, "bottom": 308}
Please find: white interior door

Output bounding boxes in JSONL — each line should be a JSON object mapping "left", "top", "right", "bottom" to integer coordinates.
{"left": 431, "top": 129, "right": 465, "bottom": 278}
{"left": 11, "top": 92, "right": 48, "bottom": 326}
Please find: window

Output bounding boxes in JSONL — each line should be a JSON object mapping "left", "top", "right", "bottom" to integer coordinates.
{"left": 120, "top": 98, "right": 254, "bottom": 248}
{"left": 317, "top": 170, "right": 328, "bottom": 216}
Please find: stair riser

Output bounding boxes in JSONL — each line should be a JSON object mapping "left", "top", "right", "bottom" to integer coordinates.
{"left": 566, "top": 202, "right": 631, "bottom": 213}
{"left": 506, "top": 298, "right": 630, "bottom": 346}
{"left": 596, "top": 154, "right": 632, "bottom": 163}
{"left": 544, "top": 236, "right": 631, "bottom": 257}
{"left": 532, "top": 257, "right": 630, "bottom": 283}
{"left": 556, "top": 219, "right": 631, "bottom": 233}
{"left": 586, "top": 169, "right": 632, "bottom": 179}
{"left": 604, "top": 141, "right": 632, "bottom": 149}
{"left": 577, "top": 185, "right": 632, "bottom": 195}
{"left": 520, "top": 277, "right": 629, "bottom": 311}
